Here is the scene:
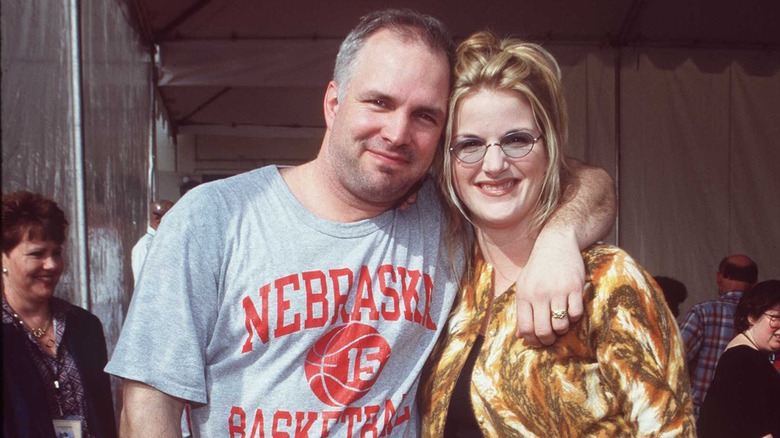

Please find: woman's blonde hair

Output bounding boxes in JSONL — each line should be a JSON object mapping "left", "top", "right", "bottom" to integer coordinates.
{"left": 436, "top": 31, "right": 569, "bottom": 255}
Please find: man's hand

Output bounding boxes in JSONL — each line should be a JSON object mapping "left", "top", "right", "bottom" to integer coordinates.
{"left": 515, "top": 158, "right": 615, "bottom": 345}
{"left": 396, "top": 191, "right": 419, "bottom": 211}
{"left": 393, "top": 175, "right": 427, "bottom": 211}
{"left": 516, "top": 227, "right": 585, "bottom": 345}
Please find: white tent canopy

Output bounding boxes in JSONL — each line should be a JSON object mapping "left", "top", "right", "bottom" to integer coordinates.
{"left": 141, "top": 0, "right": 780, "bottom": 133}
{"left": 129, "top": 0, "right": 780, "bottom": 316}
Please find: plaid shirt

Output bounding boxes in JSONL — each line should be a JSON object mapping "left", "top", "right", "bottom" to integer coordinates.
{"left": 679, "top": 290, "right": 742, "bottom": 416}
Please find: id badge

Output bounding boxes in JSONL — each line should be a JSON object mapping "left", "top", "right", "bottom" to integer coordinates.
{"left": 52, "top": 419, "right": 82, "bottom": 438}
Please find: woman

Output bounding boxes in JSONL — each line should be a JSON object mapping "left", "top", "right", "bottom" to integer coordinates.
{"left": 418, "top": 32, "right": 695, "bottom": 436}
{"left": 697, "top": 279, "right": 780, "bottom": 437}
{"left": 2, "top": 191, "right": 117, "bottom": 437}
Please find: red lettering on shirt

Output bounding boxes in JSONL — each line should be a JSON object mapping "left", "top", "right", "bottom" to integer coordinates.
{"left": 343, "top": 407, "right": 362, "bottom": 437}
{"left": 351, "top": 266, "right": 379, "bottom": 321}
{"left": 330, "top": 268, "right": 353, "bottom": 324}
{"left": 294, "top": 411, "right": 317, "bottom": 437}
{"left": 240, "top": 265, "right": 439, "bottom": 353}
{"left": 321, "top": 410, "right": 340, "bottom": 436}
{"left": 229, "top": 406, "right": 247, "bottom": 437}
{"left": 377, "top": 265, "right": 400, "bottom": 321}
{"left": 361, "top": 404, "right": 380, "bottom": 438}
{"left": 241, "top": 284, "right": 270, "bottom": 353}
{"left": 275, "top": 274, "right": 301, "bottom": 338}
{"left": 303, "top": 270, "right": 329, "bottom": 329}
{"left": 421, "top": 273, "right": 437, "bottom": 330}
{"left": 228, "top": 396, "right": 411, "bottom": 437}
{"left": 398, "top": 268, "right": 423, "bottom": 324}
{"left": 272, "top": 411, "right": 293, "bottom": 437}
{"left": 249, "top": 409, "right": 265, "bottom": 438}
{"left": 380, "top": 398, "right": 395, "bottom": 436}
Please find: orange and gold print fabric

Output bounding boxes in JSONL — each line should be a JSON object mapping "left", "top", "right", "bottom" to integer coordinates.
{"left": 419, "top": 244, "right": 696, "bottom": 437}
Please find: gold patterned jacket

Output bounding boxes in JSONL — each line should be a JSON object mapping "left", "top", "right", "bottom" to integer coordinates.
{"left": 418, "top": 244, "right": 696, "bottom": 437}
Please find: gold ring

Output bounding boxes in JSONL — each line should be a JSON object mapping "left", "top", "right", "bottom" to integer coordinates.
{"left": 551, "top": 309, "right": 568, "bottom": 319}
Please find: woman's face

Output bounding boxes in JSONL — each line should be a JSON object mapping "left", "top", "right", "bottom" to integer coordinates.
{"left": 748, "top": 303, "right": 780, "bottom": 353}
{"left": 1, "top": 235, "right": 64, "bottom": 304}
{"left": 451, "top": 89, "right": 548, "bottom": 231}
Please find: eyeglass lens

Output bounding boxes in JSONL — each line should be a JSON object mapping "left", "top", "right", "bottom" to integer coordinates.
{"left": 451, "top": 132, "right": 539, "bottom": 163}
{"left": 765, "top": 313, "right": 780, "bottom": 327}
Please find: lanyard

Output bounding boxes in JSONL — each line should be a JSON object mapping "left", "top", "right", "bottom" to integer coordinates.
{"left": 49, "top": 319, "right": 64, "bottom": 416}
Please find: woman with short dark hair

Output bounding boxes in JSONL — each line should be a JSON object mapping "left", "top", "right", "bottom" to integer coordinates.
{"left": 2, "top": 191, "right": 117, "bottom": 438}
{"left": 698, "top": 279, "right": 780, "bottom": 438}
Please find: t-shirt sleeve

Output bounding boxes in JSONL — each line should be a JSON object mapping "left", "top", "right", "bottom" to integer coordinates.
{"left": 106, "top": 187, "right": 224, "bottom": 404}
{"left": 589, "top": 246, "right": 695, "bottom": 436}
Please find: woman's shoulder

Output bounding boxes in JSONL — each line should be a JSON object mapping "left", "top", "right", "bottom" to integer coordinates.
{"left": 581, "top": 243, "right": 665, "bottom": 316}
{"left": 52, "top": 297, "right": 103, "bottom": 327}
{"left": 720, "top": 345, "right": 771, "bottom": 367}
{"left": 713, "top": 346, "right": 780, "bottom": 396}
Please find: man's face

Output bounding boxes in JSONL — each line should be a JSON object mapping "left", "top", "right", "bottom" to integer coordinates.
{"left": 323, "top": 29, "right": 450, "bottom": 208}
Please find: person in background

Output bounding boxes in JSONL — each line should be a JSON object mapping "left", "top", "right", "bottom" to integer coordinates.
{"left": 697, "top": 279, "right": 780, "bottom": 437}
{"left": 2, "top": 191, "right": 117, "bottom": 438}
{"left": 179, "top": 178, "right": 201, "bottom": 198}
{"left": 679, "top": 254, "right": 758, "bottom": 416}
{"left": 654, "top": 275, "right": 688, "bottom": 318}
{"left": 419, "top": 31, "right": 694, "bottom": 436}
{"left": 130, "top": 199, "right": 173, "bottom": 282}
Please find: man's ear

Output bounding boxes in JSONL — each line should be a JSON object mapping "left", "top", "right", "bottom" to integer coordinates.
{"left": 324, "top": 81, "right": 340, "bottom": 129}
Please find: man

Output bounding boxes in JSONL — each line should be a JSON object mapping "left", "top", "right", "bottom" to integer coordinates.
{"left": 680, "top": 254, "right": 758, "bottom": 417}
{"left": 107, "top": 9, "right": 615, "bottom": 436}
{"left": 130, "top": 199, "right": 173, "bottom": 282}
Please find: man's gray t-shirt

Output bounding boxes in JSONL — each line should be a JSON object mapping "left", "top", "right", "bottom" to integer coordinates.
{"left": 106, "top": 166, "right": 462, "bottom": 437}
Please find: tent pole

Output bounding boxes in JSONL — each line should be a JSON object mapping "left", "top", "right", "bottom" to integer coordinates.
{"left": 614, "top": 49, "right": 621, "bottom": 246}
{"left": 69, "top": 0, "right": 90, "bottom": 311}
{"left": 148, "top": 60, "right": 157, "bottom": 206}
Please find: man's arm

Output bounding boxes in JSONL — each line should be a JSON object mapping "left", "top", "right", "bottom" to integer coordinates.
{"left": 515, "top": 158, "right": 616, "bottom": 345}
{"left": 120, "top": 380, "right": 184, "bottom": 437}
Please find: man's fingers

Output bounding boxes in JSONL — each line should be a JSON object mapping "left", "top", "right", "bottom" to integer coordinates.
{"left": 532, "top": 304, "right": 556, "bottom": 346}
{"left": 567, "top": 286, "right": 585, "bottom": 323}
{"left": 516, "top": 300, "right": 541, "bottom": 346}
{"left": 550, "top": 296, "right": 570, "bottom": 335}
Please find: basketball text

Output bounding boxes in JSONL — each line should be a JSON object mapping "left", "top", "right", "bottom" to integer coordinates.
{"left": 227, "top": 395, "right": 413, "bottom": 437}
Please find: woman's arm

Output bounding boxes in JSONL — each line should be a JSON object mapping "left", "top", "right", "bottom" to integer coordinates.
{"left": 515, "top": 158, "right": 615, "bottom": 345}
{"left": 593, "top": 248, "right": 695, "bottom": 436}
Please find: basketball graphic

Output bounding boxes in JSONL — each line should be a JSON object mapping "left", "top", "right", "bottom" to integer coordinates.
{"left": 304, "top": 323, "right": 391, "bottom": 407}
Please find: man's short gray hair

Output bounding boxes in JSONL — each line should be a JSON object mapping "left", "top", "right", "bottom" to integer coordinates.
{"left": 333, "top": 8, "right": 454, "bottom": 100}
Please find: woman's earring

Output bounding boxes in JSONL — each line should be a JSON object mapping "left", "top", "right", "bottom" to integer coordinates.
{"left": 2, "top": 267, "right": 7, "bottom": 275}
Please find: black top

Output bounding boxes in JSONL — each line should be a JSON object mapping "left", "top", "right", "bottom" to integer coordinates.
{"left": 698, "top": 345, "right": 780, "bottom": 438}
{"left": 3, "top": 297, "right": 117, "bottom": 438}
{"left": 444, "top": 335, "right": 484, "bottom": 437}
